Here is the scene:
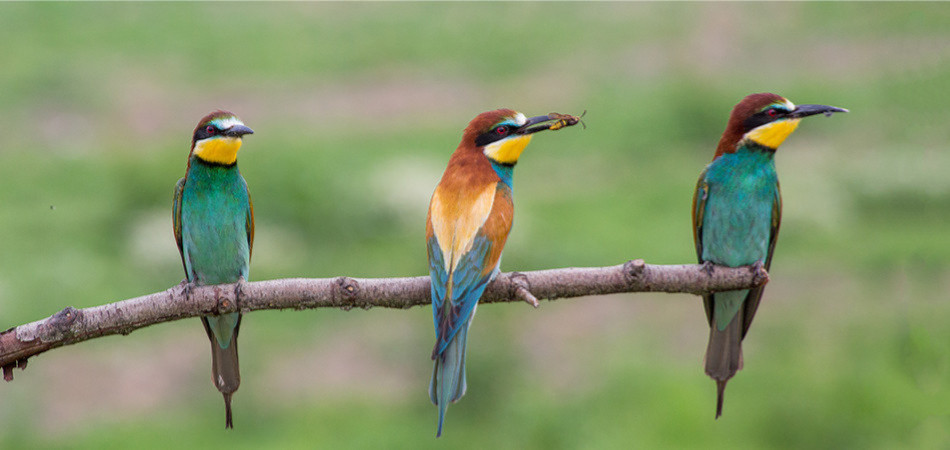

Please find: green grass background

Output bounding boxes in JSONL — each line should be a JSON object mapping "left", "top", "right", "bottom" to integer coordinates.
{"left": 1, "top": 3, "right": 948, "bottom": 448}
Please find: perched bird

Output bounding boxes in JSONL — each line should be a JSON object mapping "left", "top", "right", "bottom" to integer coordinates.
{"left": 426, "top": 109, "right": 577, "bottom": 437}
{"left": 173, "top": 110, "right": 255, "bottom": 429}
{"left": 692, "top": 93, "right": 847, "bottom": 418}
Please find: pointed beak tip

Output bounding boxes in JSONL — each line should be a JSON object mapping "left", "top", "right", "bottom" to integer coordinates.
{"left": 823, "top": 107, "right": 849, "bottom": 117}
{"left": 791, "top": 104, "right": 849, "bottom": 119}
{"left": 227, "top": 125, "right": 254, "bottom": 137}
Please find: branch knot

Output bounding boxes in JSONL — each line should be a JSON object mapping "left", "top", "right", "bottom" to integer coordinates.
{"left": 623, "top": 259, "right": 646, "bottom": 282}
{"left": 50, "top": 307, "right": 81, "bottom": 331}
{"left": 208, "top": 286, "right": 236, "bottom": 315}
{"left": 337, "top": 277, "right": 359, "bottom": 297}
{"left": 336, "top": 277, "right": 362, "bottom": 310}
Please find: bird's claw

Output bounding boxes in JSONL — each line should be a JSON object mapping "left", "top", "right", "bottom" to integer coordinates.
{"left": 234, "top": 277, "right": 246, "bottom": 311}
{"left": 701, "top": 261, "right": 716, "bottom": 277}
{"left": 178, "top": 279, "right": 195, "bottom": 301}
{"left": 750, "top": 260, "right": 764, "bottom": 274}
{"left": 749, "top": 260, "right": 768, "bottom": 286}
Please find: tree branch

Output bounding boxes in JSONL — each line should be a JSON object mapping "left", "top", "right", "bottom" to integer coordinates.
{"left": 0, "top": 260, "right": 768, "bottom": 380}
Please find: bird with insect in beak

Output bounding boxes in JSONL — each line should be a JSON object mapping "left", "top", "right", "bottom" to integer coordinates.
{"left": 692, "top": 93, "right": 847, "bottom": 418}
{"left": 173, "top": 110, "right": 255, "bottom": 429}
{"left": 426, "top": 109, "right": 579, "bottom": 437}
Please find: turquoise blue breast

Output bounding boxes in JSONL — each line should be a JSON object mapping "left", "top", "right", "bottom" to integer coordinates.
{"left": 700, "top": 147, "right": 778, "bottom": 268}
{"left": 180, "top": 160, "right": 251, "bottom": 285}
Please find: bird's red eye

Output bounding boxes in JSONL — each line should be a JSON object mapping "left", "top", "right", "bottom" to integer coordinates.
{"left": 767, "top": 108, "right": 778, "bottom": 117}
{"left": 495, "top": 126, "right": 507, "bottom": 135}
{"left": 205, "top": 125, "right": 215, "bottom": 134}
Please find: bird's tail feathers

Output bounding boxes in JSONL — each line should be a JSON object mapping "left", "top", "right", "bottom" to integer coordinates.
{"left": 202, "top": 314, "right": 242, "bottom": 429}
{"left": 429, "top": 323, "right": 469, "bottom": 437}
{"left": 704, "top": 310, "right": 743, "bottom": 419}
{"left": 223, "top": 392, "right": 234, "bottom": 429}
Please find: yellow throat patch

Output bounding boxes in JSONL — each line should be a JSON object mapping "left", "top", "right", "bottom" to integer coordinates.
{"left": 483, "top": 134, "right": 533, "bottom": 164}
{"left": 744, "top": 119, "right": 801, "bottom": 149}
{"left": 193, "top": 137, "right": 243, "bottom": 165}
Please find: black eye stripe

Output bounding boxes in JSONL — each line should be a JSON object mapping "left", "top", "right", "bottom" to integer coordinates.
{"left": 193, "top": 124, "right": 220, "bottom": 141}
{"left": 744, "top": 111, "right": 773, "bottom": 132}
{"left": 475, "top": 123, "right": 515, "bottom": 147}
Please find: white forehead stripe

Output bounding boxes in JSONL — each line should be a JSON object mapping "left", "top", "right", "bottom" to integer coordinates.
{"left": 211, "top": 116, "right": 244, "bottom": 130}
{"left": 513, "top": 112, "right": 527, "bottom": 126}
{"left": 783, "top": 99, "right": 796, "bottom": 110}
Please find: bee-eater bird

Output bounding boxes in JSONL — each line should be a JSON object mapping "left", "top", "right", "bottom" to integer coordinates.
{"left": 693, "top": 93, "right": 846, "bottom": 418}
{"left": 173, "top": 110, "right": 255, "bottom": 429}
{"left": 426, "top": 109, "right": 577, "bottom": 437}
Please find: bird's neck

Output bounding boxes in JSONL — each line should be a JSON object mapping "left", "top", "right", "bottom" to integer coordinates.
{"left": 707, "top": 145, "right": 777, "bottom": 182}
{"left": 187, "top": 156, "right": 242, "bottom": 186}
{"left": 734, "top": 141, "right": 778, "bottom": 156}
{"left": 488, "top": 159, "right": 515, "bottom": 189}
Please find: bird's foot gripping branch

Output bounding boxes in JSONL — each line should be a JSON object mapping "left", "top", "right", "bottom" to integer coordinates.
{"left": 0, "top": 260, "right": 768, "bottom": 380}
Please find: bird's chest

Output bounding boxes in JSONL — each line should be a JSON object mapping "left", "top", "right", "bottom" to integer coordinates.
{"left": 430, "top": 176, "right": 500, "bottom": 254}
{"left": 180, "top": 170, "right": 250, "bottom": 285}
{"left": 701, "top": 153, "right": 778, "bottom": 267}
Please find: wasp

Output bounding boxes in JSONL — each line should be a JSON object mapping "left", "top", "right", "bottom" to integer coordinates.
{"left": 548, "top": 110, "right": 586, "bottom": 131}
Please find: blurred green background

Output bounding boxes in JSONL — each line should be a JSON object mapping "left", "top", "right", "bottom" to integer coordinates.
{"left": 1, "top": 3, "right": 948, "bottom": 448}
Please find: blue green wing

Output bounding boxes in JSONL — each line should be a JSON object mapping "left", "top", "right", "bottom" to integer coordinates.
{"left": 429, "top": 233, "right": 497, "bottom": 359}
{"left": 172, "top": 177, "right": 188, "bottom": 276}
{"left": 428, "top": 236, "right": 448, "bottom": 327}
{"left": 692, "top": 172, "right": 715, "bottom": 323}
{"left": 245, "top": 179, "right": 255, "bottom": 263}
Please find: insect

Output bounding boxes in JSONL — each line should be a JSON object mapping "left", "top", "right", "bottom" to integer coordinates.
{"left": 520, "top": 111, "right": 586, "bottom": 134}
{"left": 548, "top": 110, "right": 586, "bottom": 131}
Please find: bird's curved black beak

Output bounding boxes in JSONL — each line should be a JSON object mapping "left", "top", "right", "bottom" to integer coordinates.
{"left": 515, "top": 114, "right": 578, "bottom": 135}
{"left": 225, "top": 125, "right": 254, "bottom": 137}
{"left": 789, "top": 104, "right": 849, "bottom": 119}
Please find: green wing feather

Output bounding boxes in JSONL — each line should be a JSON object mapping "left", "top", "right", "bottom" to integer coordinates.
{"left": 172, "top": 177, "right": 187, "bottom": 273}
{"left": 245, "top": 181, "right": 255, "bottom": 259}
{"left": 692, "top": 173, "right": 714, "bottom": 324}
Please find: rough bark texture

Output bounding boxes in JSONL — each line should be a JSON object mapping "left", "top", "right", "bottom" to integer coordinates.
{"left": 0, "top": 260, "right": 768, "bottom": 379}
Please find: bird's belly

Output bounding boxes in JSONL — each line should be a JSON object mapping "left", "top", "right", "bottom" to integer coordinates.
{"left": 701, "top": 193, "right": 772, "bottom": 267}
{"left": 183, "top": 213, "right": 249, "bottom": 285}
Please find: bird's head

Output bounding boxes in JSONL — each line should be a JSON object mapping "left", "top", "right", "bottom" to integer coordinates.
{"left": 462, "top": 109, "right": 573, "bottom": 165}
{"left": 190, "top": 110, "right": 254, "bottom": 165}
{"left": 715, "top": 93, "right": 847, "bottom": 156}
